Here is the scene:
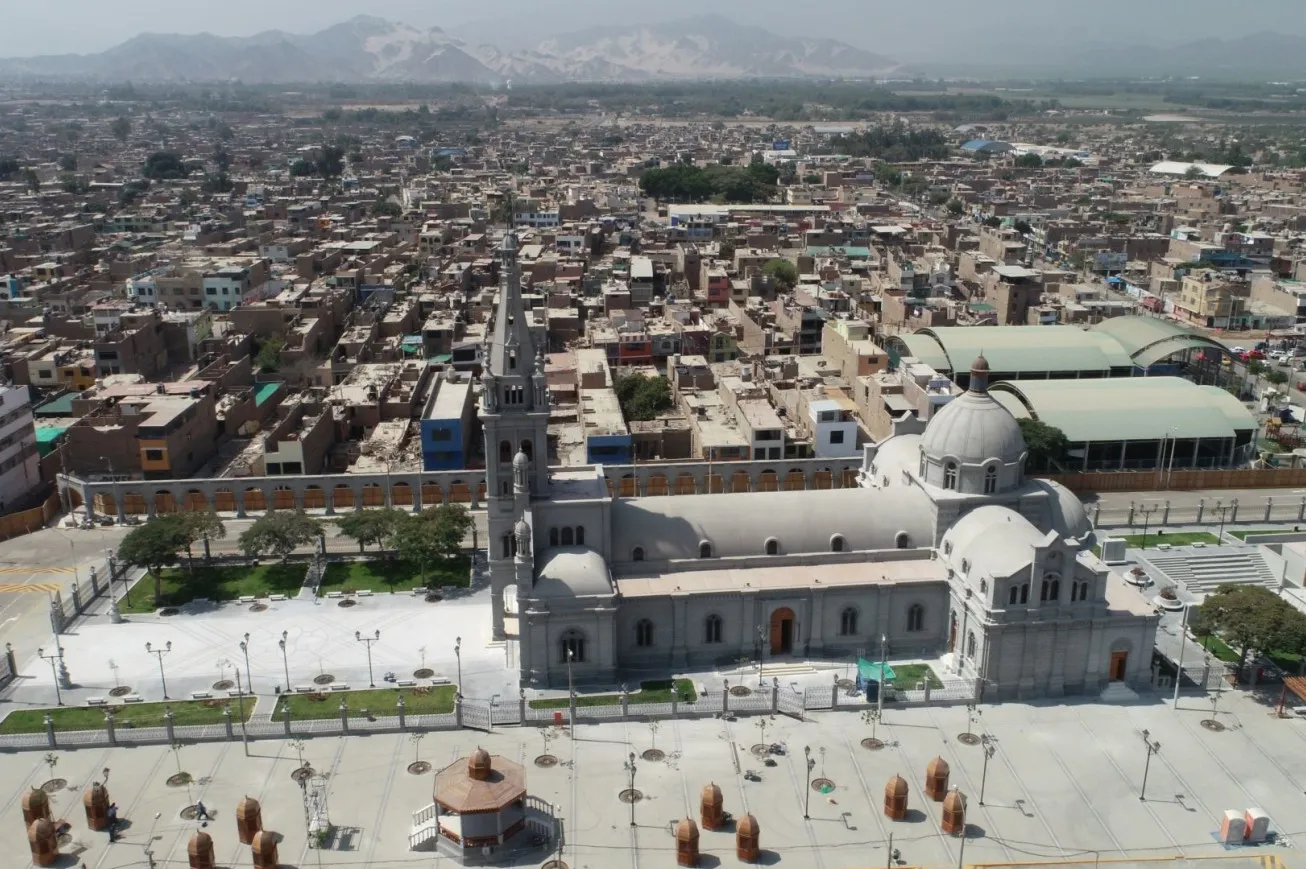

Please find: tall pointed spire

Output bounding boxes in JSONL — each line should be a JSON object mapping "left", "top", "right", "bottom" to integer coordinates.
{"left": 484, "top": 231, "right": 544, "bottom": 412}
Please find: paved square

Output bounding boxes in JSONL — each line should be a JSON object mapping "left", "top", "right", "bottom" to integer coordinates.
{"left": 1, "top": 684, "right": 1301, "bottom": 869}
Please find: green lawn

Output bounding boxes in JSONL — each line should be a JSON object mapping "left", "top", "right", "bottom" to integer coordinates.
{"left": 278, "top": 685, "right": 456, "bottom": 720}
{"left": 317, "top": 555, "right": 470, "bottom": 595}
{"left": 889, "top": 663, "right": 943, "bottom": 690}
{"left": 120, "top": 563, "right": 308, "bottom": 613}
{"left": 0, "top": 698, "right": 255, "bottom": 735}
{"left": 1199, "top": 634, "right": 1241, "bottom": 664}
{"left": 530, "top": 678, "right": 698, "bottom": 710}
{"left": 1117, "top": 531, "right": 1221, "bottom": 548}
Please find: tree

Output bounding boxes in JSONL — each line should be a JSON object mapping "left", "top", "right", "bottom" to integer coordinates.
{"left": 289, "top": 158, "right": 316, "bottom": 178}
{"left": 946, "top": 199, "right": 964, "bottom": 216}
{"left": 490, "top": 198, "right": 515, "bottom": 226}
{"left": 316, "top": 144, "right": 346, "bottom": 180}
{"left": 254, "top": 337, "right": 284, "bottom": 372}
{"left": 1197, "top": 584, "right": 1306, "bottom": 680}
{"left": 1184, "top": 164, "right": 1205, "bottom": 179}
{"left": 718, "top": 241, "right": 735, "bottom": 262}
{"left": 181, "top": 510, "right": 226, "bottom": 568}
{"left": 982, "top": 215, "right": 1002, "bottom": 228}
{"left": 60, "top": 174, "right": 89, "bottom": 195}
{"left": 118, "top": 515, "right": 190, "bottom": 603}
{"left": 338, "top": 508, "right": 403, "bottom": 554}
{"left": 1014, "top": 153, "right": 1044, "bottom": 168}
{"left": 1266, "top": 368, "right": 1290, "bottom": 386}
{"left": 22, "top": 169, "right": 40, "bottom": 194}
{"left": 392, "top": 505, "right": 473, "bottom": 585}
{"left": 372, "top": 199, "right": 402, "bottom": 217}
{"left": 1013, "top": 219, "right": 1034, "bottom": 236}
{"left": 762, "top": 258, "right": 799, "bottom": 291}
{"left": 110, "top": 116, "right": 131, "bottom": 143}
{"left": 142, "top": 152, "right": 189, "bottom": 181}
{"left": 213, "top": 146, "right": 232, "bottom": 174}
{"left": 58, "top": 154, "right": 77, "bottom": 172}
{"left": 614, "top": 373, "right": 673, "bottom": 422}
{"left": 238, "top": 510, "right": 323, "bottom": 562}
{"left": 1016, "top": 418, "right": 1069, "bottom": 472}
{"left": 0, "top": 157, "right": 20, "bottom": 180}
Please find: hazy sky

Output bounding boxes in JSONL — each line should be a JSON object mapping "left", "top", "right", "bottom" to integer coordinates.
{"left": 3, "top": 0, "right": 1303, "bottom": 60}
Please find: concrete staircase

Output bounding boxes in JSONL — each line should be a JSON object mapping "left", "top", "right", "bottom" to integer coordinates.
{"left": 1099, "top": 682, "right": 1140, "bottom": 703}
{"left": 1141, "top": 548, "right": 1278, "bottom": 596}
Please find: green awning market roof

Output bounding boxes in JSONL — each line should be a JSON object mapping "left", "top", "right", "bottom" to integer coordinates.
{"left": 35, "top": 426, "right": 67, "bottom": 456}
{"left": 254, "top": 383, "right": 280, "bottom": 407}
{"left": 858, "top": 658, "right": 895, "bottom": 682}
{"left": 427, "top": 354, "right": 453, "bottom": 365}
{"left": 35, "top": 392, "right": 76, "bottom": 417}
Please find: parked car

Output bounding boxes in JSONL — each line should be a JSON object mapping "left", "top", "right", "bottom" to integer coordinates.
{"left": 1231, "top": 346, "right": 1248, "bottom": 355}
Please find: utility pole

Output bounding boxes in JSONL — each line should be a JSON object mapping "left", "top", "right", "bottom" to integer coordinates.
{"left": 1138, "top": 729, "right": 1161, "bottom": 801}
{"left": 1172, "top": 604, "right": 1189, "bottom": 705}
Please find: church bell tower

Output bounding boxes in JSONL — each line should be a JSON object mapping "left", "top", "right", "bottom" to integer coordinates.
{"left": 480, "top": 231, "right": 550, "bottom": 638}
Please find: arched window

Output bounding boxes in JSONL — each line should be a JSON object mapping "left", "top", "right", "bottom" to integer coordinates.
{"left": 1049, "top": 579, "right": 1060, "bottom": 600}
{"left": 966, "top": 631, "right": 977, "bottom": 660}
{"left": 839, "top": 607, "right": 858, "bottom": 636}
{"left": 1020, "top": 583, "right": 1030, "bottom": 604}
{"left": 705, "top": 614, "right": 723, "bottom": 644}
{"left": 560, "top": 527, "right": 574, "bottom": 546}
{"left": 979, "top": 579, "right": 988, "bottom": 595}
{"left": 632, "top": 546, "right": 645, "bottom": 562}
{"left": 575, "top": 526, "right": 585, "bottom": 547}
{"left": 549, "top": 527, "right": 559, "bottom": 548}
{"left": 1008, "top": 585, "right": 1019, "bottom": 606}
{"left": 699, "top": 541, "right": 713, "bottom": 558}
{"left": 944, "top": 461, "right": 958, "bottom": 490}
{"left": 984, "top": 465, "right": 998, "bottom": 494}
{"left": 919, "top": 450, "right": 926, "bottom": 477}
{"left": 501, "top": 481, "right": 510, "bottom": 496}
{"left": 1040, "top": 579, "right": 1050, "bottom": 601}
{"left": 560, "top": 630, "right": 585, "bottom": 663}
{"left": 635, "top": 619, "right": 654, "bottom": 647}
{"left": 499, "top": 440, "right": 512, "bottom": 464}
{"left": 502, "top": 533, "right": 514, "bottom": 559}
{"left": 830, "top": 534, "right": 846, "bottom": 552}
{"left": 764, "top": 538, "right": 779, "bottom": 556}
{"left": 907, "top": 604, "right": 925, "bottom": 632}
{"left": 521, "top": 439, "right": 533, "bottom": 460}
{"left": 895, "top": 532, "right": 912, "bottom": 549}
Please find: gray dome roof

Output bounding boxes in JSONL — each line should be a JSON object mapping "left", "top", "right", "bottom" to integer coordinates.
{"left": 513, "top": 450, "right": 530, "bottom": 469}
{"left": 533, "top": 547, "right": 614, "bottom": 599}
{"left": 1027, "top": 479, "right": 1093, "bottom": 541}
{"left": 921, "top": 389, "right": 1026, "bottom": 467}
{"left": 941, "top": 505, "right": 1048, "bottom": 579}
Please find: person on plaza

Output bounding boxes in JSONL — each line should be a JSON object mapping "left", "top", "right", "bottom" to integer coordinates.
{"left": 195, "top": 800, "right": 210, "bottom": 821}
{"left": 106, "top": 803, "right": 119, "bottom": 842}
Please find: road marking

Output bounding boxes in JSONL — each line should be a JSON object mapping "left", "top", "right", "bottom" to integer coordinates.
{"left": 0, "top": 583, "right": 63, "bottom": 593}
{"left": 0, "top": 566, "right": 76, "bottom": 574}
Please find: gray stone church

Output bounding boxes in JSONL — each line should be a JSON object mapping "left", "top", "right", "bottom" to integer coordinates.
{"left": 482, "top": 234, "right": 1158, "bottom": 701}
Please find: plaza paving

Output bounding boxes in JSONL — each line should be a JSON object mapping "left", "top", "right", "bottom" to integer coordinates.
{"left": 0, "top": 685, "right": 1301, "bottom": 869}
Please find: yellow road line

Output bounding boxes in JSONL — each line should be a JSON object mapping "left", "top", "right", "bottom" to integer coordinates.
{"left": 0, "top": 583, "right": 62, "bottom": 593}
{"left": 0, "top": 566, "right": 76, "bottom": 574}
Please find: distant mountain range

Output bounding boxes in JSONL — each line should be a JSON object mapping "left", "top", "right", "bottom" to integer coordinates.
{"left": 0, "top": 14, "right": 903, "bottom": 84}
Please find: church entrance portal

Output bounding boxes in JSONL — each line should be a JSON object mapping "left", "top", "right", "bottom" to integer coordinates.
{"left": 769, "top": 607, "right": 795, "bottom": 655}
{"left": 1109, "top": 651, "right": 1128, "bottom": 682}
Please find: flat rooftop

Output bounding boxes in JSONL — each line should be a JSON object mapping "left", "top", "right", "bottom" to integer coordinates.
{"left": 616, "top": 557, "right": 945, "bottom": 597}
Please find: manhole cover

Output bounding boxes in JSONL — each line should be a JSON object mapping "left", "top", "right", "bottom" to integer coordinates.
{"left": 408, "top": 761, "right": 432, "bottom": 775}
{"left": 750, "top": 743, "right": 772, "bottom": 758}
{"left": 861, "top": 737, "right": 885, "bottom": 751}
{"left": 619, "top": 788, "right": 644, "bottom": 803}
{"left": 40, "top": 779, "right": 67, "bottom": 793}
{"left": 812, "top": 777, "right": 835, "bottom": 793}
{"left": 1201, "top": 719, "right": 1227, "bottom": 732}
{"left": 291, "top": 766, "right": 315, "bottom": 783}
{"left": 535, "top": 755, "right": 558, "bottom": 768}
{"left": 641, "top": 749, "right": 665, "bottom": 762}
{"left": 338, "top": 599, "right": 357, "bottom": 608}
{"left": 836, "top": 679, "right": 855, "bottom": 690}
{"left": 249, "top": 603, "right": 268, "bottom": 613}
{"left": 166, "top": 773, "right": 193, "bottom": 788}
{"left": 957, "top": 732, "right": 982, "bottom": 746}
{"left": 313, "top": 674, "right": 336, "bottom": 686}
{"left": 425, "top": 593, "right": 443, "bottom": 603}
{"left": 729, "top": 685, "right": 753, "bottom": 697}
{"left": 159, "top": 608, "right": 180, "bottom": 617}
{"left": 414, "top": 668, "right": 434, "bottom": 679}
{"left": 542, "top": 861, "right": 568, "bottom": 869}
{"left": 109, "top": 686, "right": 132, "bottom": 697}
{"left": 212, "top": 679, "right": 234, "bottom": 691}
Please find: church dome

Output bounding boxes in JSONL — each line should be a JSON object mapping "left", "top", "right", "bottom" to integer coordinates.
{"left": 513, "top": 449, "right": 530, "bottom": 469}
{"left": 921, "top": 356, "right": 1026, "bottom": 469}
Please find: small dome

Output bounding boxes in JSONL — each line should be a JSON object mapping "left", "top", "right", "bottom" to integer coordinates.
{"left": 676, "top": 818, "right": 700, "bottom": 842}
{"left": 514, "top": 517, "right": 530, "bottom": 536}
{"left": 468, "top": 748, "right": 492, "bottom": 779}
{"left": 701, "top": 782, "right": 723, "bottom": 805}
{"left": 188, "top": 830, "right": 213, "bottom": 855}
{"left": 83, "top": 782, "right": 108, "bottom": 808}
{"left": 23, "top": 788, "right": 49, "bottom": 812}
{"left": 943, "top": 788, "right": 967, "bottom": 812}
{"left": 920, "top": 387, "right": 1026, "bottom": 470}
{"left": 885, "top": 774, "right": 908, "bottom": 797}
{"left": 513, "top": 450, "right": 530, "bottom": 469}
{"left": 251, "top": 830, "right": 278, "bottom": 856}
{"left": 926, "top": 756, "right": 950, "bottom": 777}
{"left": 28, "top": 817, "right": 53, "bottom": 842}
{"left": 737, "top": 813, "right": 759, "bottom": 836}
{"left": 236, "top": 796, "right": 261, "bottom": 819}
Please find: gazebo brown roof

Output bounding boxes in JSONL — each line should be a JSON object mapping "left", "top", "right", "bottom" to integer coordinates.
{"left": 737, "top": 814, "right": 759, "bottom": 836}
{"left": 236, "top": 797, "right": 261, "bottom": 820}
{"left": 23, "top": 789, "right": 49, "bottom": 814}
{"left": 188, "top": 830, "right": 213, "bottom": 856}
{"left": 435, "top": 753, "right": 526, "bottom": 814}
{"left": 885, "top": 774, "right": 908, "bottom": 797}
{"left": 677, "top": 818, "right": 700, "bottom": 842}
{"left": 943, "top": 788, "right": 967, "bottom": 812}
{"left": 701, "top": 783, "right": 722, "bottom": 805}
{"left": 28, "top": 817, "right": 54, "bottom": 843}
{"left": 926, "top": 756, "right": 950, "bottom": 777}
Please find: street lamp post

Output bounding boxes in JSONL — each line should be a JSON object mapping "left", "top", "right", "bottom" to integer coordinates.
{"left": 624, "top": 752, "right": 637, "bottom": 827}
{"left": 239, "top": 633, "right": 252, "bottom": 695}
{"left": 355, "top": 630, "right": 380, "bottom": 688}
{"left": 1173, "top": 604, "right": 1190, "bottom": 705}
{"left": 455, "top": 636, "right": 462, "bottom": 691}
{"left": 279, "top": 631, "right": 291, "bottom": 693}
{"left": 234, "top": 668, "right": 249, "bottom": 756}
{"left": 756, "top": 624, "right": 767, "bottom": 687}
{"left": 1137, "top": 504, "right": 1159, "bottom": 550}
{"left": 979, "top": 735, "right": 996, "bottom": 805}
{"left": 1138, "top": 729, "right": 1161, "bottom": 801}
{"left": 145, "top": 641, "right": 173, "bottom": 699}
{"left": 38, "top": 647, "right": 65, "bottom": 706}
{"left": 803, "top": 745, "right": 815, "bottom": 819}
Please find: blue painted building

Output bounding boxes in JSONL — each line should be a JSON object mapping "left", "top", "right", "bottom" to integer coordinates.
{"left": 421, "top": 376, "right": 475, "bottom": 471}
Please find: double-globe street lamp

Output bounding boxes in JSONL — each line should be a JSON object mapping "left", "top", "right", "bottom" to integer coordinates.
{"left": 355, "top": 630, "right": 380, "bottom": 688}
{"left": 145, "top": 641, "right": 173, "bottom": 699}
